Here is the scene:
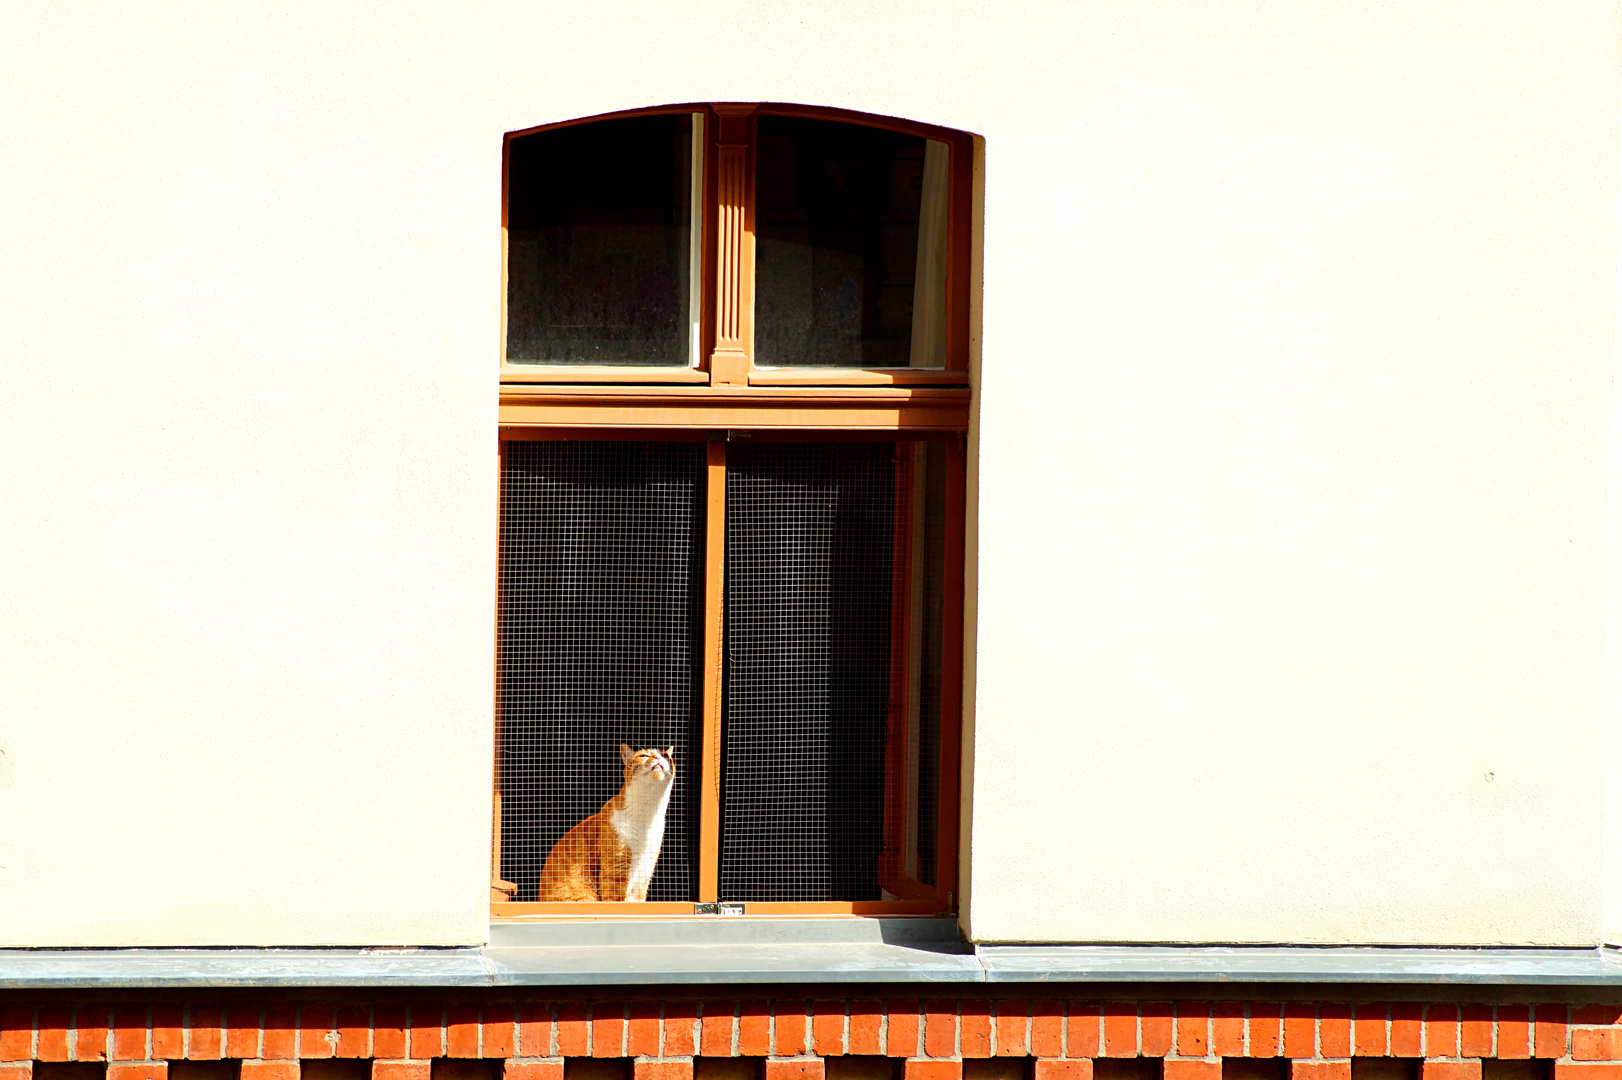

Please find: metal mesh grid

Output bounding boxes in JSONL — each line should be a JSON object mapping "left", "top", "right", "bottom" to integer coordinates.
{"left": 719, "top": 442, "right": 895, "bottom": 902}
{"left": 498, "top": 440, "right": 703, "bottom": 902}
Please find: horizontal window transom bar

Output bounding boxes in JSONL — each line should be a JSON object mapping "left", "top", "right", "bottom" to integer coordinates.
{"left": 498, "top": 387, "right": 970, "bottom": 431}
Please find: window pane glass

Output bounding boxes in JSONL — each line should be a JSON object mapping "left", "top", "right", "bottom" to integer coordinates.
{"left": 754, "top": 117, "right": 949, "bottom": 369}
{"left": 497, "top": 440, "right": 704, "bottom": 902}
{"left": 506, "top": 114, "right": 700, "bottom": 366}
{"left": 719, "top": 441, "right": 944, "bottom": 903}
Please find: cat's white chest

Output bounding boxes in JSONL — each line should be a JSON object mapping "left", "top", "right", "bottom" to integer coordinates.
{"left": 611, "top": 775, "right": 673, "bottom": 900}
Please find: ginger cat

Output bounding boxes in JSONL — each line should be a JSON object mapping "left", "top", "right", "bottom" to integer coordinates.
{"left": 536, "top": 744, "right": 675, "bottom": 902}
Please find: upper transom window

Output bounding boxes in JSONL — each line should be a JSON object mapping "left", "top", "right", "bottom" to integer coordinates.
{"left": 501, "top": 104, "right": 973, "bottom": 386}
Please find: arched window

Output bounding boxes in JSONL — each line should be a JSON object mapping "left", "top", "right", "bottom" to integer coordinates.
{"left": 493, "top": 105, "right": 973, "bottom": 916}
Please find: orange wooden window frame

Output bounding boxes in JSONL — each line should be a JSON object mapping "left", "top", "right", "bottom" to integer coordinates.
{"left": 492, "top": 101, "right": 972, "bottom": 919}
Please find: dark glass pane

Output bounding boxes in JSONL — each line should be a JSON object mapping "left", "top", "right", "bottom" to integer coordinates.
{"left": 498, "top": 441, "right": 704, "bottom": 901}
{"left": 719, "top": 442, "right": 895, "bottom": 902}
{"left": 506, "top": 115, "right": 697, "bottom": 366}
{"left": 754, "top": 117, "right": 947, "bottom": 368}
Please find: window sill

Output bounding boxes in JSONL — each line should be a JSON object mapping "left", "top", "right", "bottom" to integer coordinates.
{"left": 484, "top": 915, "right": 974, "bottom": 985}
{"left": 2, "top": 934, "right": 1621, "bottom": 988}
{"left": 747, "top": 369, "right": 970, "bottom": 387}
{"left": 496, "top": 368, "right": 971, "bottom": 389}
{"left": 492, "top": 902, "right": 947, "bottom": 918}
{"left": 501, "top": 366, "right": 710, "bottom": 384}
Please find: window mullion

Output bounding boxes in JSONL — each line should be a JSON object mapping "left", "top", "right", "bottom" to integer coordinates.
{"left": 698, "top": 438, "right": 727, "bottom": 902}
{"left": 708, "top": 105, "right": 755, "bottom": 386}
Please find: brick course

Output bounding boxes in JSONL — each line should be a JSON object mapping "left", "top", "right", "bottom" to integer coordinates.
{"left": 0, "top": 996, "right": 1608, "bottom": 1080}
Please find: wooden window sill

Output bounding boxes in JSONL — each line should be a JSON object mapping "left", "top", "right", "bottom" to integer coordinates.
{"left": 748, "top": 368, "right": 969, "bottom": 387}
{"left": 492, "top": 901, "right": 948, "bottom": 919}
{"left": 501, "top": 365, "right": 710, "bottom": 384}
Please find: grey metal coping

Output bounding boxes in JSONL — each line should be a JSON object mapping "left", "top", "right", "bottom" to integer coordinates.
{"left": 0, "top": 948, "right": 496, "bottom": 990}
{"left": 482, "top": 916, "right": 978, "bottom": 987}
{"left": 975, "top": 945, "right": 1622, "bottom": 986}
{"left": 2, "top": 920, "right": 1622, "bottom": 989}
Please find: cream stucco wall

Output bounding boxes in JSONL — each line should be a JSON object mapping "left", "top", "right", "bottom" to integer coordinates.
{"left": 0, "top": 1, "right": 1617, "bottom": 946}
{"left": 1604, "top": 72, "right": 1622, "bottom": 949}
{"left": 963, "top": 4, "right": 1621, "bottom": 946}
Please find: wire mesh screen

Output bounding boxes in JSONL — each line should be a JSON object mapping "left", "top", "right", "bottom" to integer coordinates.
{"left": 498, "top": 440, "right": 704, "bottom": 902}
{"left": 720, "top": 441, "right": 896, "bottom": 902}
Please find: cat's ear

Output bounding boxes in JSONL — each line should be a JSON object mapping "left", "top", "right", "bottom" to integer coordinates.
{"left": 665, "top": 746, "right": 674, "bottom": 758}
{"left": 620, "top": 743, "right": 634, "bottom": 765}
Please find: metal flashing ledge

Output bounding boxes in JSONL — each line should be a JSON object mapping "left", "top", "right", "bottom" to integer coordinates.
{"left": 0, "top": 947, "right": 495, "bottom": 990}
{"left": 484, "top": 917, "right": 977, "bottom": 986}
{"left": 975, "top": 945, "right": 1622, "bottom": 986}
{"left": 2, "top": 923, "right": 1622, "bottom": 989}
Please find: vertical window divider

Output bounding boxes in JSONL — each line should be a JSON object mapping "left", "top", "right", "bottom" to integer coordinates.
{"left": 709, "top": 105, "right": 755, "bottom": 386}
{"left": 698, "top": 438, "right": 728, "bottom": 901}
{"left": 936, "top": 438, "right": 967, "bottom": 905}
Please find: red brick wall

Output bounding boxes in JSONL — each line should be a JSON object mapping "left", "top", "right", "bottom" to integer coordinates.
{"left": 0, "top": 999, "right": 1615, "bottom": 1080}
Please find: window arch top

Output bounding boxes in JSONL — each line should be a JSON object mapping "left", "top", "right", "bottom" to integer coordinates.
{"left": 501, "top": 103, "right": 974, "bottom": 388}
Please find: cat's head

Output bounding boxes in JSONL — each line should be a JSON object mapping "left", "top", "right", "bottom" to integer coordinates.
{"left": 620, "top": 743, "right": 675, "bottom": 784}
